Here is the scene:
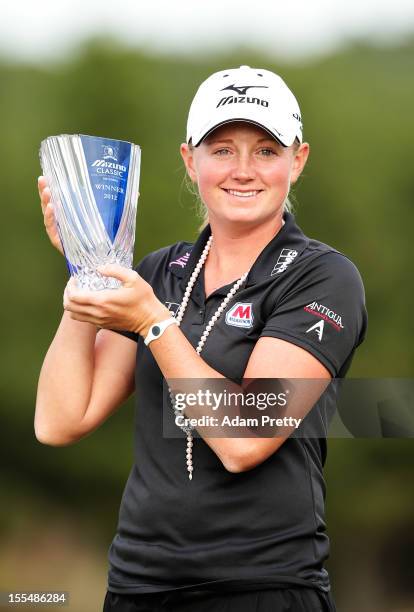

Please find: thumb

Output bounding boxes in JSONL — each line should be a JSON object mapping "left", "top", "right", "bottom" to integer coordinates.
{"left": 97, "top": 264, "right": 136, "bottom": 285}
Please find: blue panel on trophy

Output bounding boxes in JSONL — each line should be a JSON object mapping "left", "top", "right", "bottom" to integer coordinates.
{"left": 80, "top": 135, "right": 131, "bottom": 243}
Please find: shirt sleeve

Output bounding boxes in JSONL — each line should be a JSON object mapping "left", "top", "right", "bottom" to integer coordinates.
{"left": 260, "top": 252, "right": 368, "bottom": 377}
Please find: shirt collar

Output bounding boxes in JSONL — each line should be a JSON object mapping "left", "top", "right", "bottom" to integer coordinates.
{"left": 169, "top": 212, "right": 309, "bottom": 289}
{"left": 246, "top": 211, "right": 309, "bottom": 285}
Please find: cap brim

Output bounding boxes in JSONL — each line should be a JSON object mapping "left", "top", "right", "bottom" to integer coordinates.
{"left": 192, "top": 118, "right": 292, "bottom": 148}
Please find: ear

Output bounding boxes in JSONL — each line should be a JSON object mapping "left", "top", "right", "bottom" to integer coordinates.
{"left": 180, "top": 143, "right": 198, "bottom": 182}
{"left": 290, "top": 142, "right": 310, "bottom": 185}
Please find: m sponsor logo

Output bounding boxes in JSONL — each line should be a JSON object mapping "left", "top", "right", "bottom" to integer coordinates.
{"left": 169, "top": 252, "right": 191, "bottom": 269}
{"left": 304, "top": 301, "right": 344, "bottom": 331}
{"left": 271, "top": 249, "right": 298, "bottom": 276}
{"left": 225, "top": 302, "right": 254, "bottom": 328}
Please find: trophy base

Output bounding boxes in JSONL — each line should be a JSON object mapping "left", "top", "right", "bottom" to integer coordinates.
{"left": 74, "top": 272, "right": 122, "bottom": 291}
{"left": 66, "top": 249, "right": 132, "bottom": 291}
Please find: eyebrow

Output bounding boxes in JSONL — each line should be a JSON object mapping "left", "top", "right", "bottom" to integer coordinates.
{"left": 205, "top": 137, "right": 280, "bottom": 145}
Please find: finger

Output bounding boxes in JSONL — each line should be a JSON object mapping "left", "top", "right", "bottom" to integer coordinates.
{"left": 97, "top": 264, "right": 137, "bottom": 285}
{"left": 63, "top": 278, "right": 80, "bottom": 305}
{"left": 66, "top": 276, "right": 79, "bottom": 291}
{"left": 40, "top": 186, "right": 51, "bottom": 208}
{"left": 66, "top": 302, "right": 102, "bottom": 318}
{"left": 63, "top": 281, "right": 73, "bottom": 309}
{"left": 43, "top": 205, "right": 60, "bottom": 245}
{"left": 69, "top": 311, "right": 100, "bottom": 325}
{"left": 38, "top": 176, "right": 48, "bottom": 198}
{"left": 38, "top": 179, "right": 50, "bottom": 211}
{"left": 66, "top": 286, "right": 101, "bottom": 306}
{"left": 44, "top": 202, "right": 55, "bottom": 227}
{"left": 69, "top": 275, "right": 79, "bottom": 287}
{"left": 43, "top": 204, "right": 64, "bottom": 252}
{"left": 64, "top": 282, "right": 101, "bottom": 312}
{"left": 40, "top": 190, "right": 52, "bottom": 217}
{"left": 64, "top": 277, "right": 84, "bottom": 296}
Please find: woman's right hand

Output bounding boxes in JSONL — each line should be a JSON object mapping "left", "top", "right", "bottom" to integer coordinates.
{"left": 38, "top": 176, "right": 64, "bottom": 255}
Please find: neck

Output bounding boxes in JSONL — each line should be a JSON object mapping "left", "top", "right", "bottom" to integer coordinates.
{"left": 207, "top": 215, "right": 285, "bottom": 275}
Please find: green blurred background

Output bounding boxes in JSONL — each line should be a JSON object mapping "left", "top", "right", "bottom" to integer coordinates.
{"left": 1, "top": 34, "right": 413, "bottom": 612}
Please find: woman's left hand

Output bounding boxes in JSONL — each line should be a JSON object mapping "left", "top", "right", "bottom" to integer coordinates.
{"left": 63, "top": 264, "right": 170, "bottom": 336}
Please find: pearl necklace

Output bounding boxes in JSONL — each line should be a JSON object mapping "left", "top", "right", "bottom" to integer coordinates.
{"left": 170, "top": 234, "right": 249, "bottom": 480}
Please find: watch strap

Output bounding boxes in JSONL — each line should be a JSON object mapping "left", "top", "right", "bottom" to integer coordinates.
{"left": 144, "top": 317, "right": 178, "bottom": 346}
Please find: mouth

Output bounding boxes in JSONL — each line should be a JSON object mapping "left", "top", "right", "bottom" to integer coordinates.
{"left": 221, "top": 188, "right": 264, "bottom": 199}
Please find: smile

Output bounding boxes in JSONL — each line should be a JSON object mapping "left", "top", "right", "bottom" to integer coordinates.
{"left": 222, "top": 189, "right": 263, "bottom": 198}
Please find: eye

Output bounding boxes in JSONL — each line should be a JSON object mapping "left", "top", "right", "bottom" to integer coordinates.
{"left": 213, "top": 148, "right": 232, "bottom": 156}
{"left": 258, "top": 147, "right": 277, "bottom": 157}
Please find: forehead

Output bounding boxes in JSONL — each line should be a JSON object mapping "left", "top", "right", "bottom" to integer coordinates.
{"left": 203, "top": 121, "right": 279, "bottom": 145}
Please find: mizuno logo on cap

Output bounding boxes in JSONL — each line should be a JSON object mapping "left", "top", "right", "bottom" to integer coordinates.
{"left": 217, "top": 84, "right": 270, "bottom": 109}
{"left": 220, "top": 84, "right": 269, "bottom": 96}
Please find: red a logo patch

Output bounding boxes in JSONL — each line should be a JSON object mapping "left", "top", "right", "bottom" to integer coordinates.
{"left": 225, "top": 302, "right": 254, "bottom": 328}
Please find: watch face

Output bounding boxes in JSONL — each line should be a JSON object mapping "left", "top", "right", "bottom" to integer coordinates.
{"left": 152, "top": 326, "right": 161, "bottom": 336}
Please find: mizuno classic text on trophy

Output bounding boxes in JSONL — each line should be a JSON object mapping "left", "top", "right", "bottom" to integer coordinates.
{"left": 40, "top": 134, "right": 141, "bottom": 290}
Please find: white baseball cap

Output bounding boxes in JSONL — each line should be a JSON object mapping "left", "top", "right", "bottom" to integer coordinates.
{"left": 186, "top": 65, "right": 303, "bottom": 148}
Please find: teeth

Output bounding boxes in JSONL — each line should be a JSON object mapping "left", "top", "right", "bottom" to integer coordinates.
{"left": 227, "top": 190, "right": 260, "bottom": 197}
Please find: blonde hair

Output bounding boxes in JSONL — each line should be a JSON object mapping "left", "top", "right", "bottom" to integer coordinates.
{"left": 185, "top": 138, "right": 301, "bottom": 233}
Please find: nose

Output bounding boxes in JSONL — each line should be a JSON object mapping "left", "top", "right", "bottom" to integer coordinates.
{"left": 230, "top": 153, "right": 256, "bottom": 182}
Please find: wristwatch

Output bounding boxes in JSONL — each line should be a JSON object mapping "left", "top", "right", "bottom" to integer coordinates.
{"left": 144, "top": 317, "right": 178, "bottom": 346}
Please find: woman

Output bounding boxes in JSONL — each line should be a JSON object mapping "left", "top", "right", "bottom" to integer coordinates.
{"left": 36, "top": 66, "right": 367, "bottom": 611}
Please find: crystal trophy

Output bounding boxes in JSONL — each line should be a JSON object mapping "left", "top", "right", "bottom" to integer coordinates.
{"left": 40, "top": 134, "right": 140, "bottom": 290}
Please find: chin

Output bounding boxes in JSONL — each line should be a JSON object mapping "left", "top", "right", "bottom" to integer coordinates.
{"left": 217, "top": 212, "right": 270, "bottom": 228}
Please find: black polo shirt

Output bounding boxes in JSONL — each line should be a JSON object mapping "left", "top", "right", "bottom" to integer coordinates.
{"left": 107, "top": 211, "right": 367, "bottom": 595}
